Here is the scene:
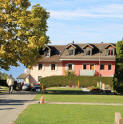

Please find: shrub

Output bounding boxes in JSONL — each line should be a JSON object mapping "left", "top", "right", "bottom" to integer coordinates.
{"left": 40, "top": 76, "right": 113, "bottom": 88}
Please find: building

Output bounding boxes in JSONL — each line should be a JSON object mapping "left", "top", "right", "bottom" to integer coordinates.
{"left": 28, "top": 43, "right": 116, "bottom": 84}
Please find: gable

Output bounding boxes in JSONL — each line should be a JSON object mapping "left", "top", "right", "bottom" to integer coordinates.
{"left": 105, "top": 44, "right": 116, "bottom": 49}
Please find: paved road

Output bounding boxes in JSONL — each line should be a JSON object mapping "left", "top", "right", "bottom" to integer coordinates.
{"left": 0, "top": 91, "right": 36, "bottom": 124}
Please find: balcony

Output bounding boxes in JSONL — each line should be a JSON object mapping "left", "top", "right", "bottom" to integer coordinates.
{"left": 80, "top": 70, "right": 95, "bottom": 76}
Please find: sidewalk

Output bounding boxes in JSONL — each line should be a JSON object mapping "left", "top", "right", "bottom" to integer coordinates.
{"left": 0, "top": 91, "right": 36, "bottom": 124}
{"left": 46, "top": 101, "right": 123, "bottom": 106}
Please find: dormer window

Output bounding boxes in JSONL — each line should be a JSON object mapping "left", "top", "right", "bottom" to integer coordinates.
{"left": 44, "top": 50, "right": 49, "bottom": 56}
{"left": 43, "top": 47, "right": 51, "bottom": 57}
{"left": 83, "top": 44, "right": 93, "bottom": 56}
{"left": 66, "top": 43, "right": 76, "bottom": 56}
{"left": 105, "top": 44, "right": 116, "bottom": 56}
{"left": 107, "top": 48, "right": 115, "bottom": 56}
{"left": 84, "top": 48, "right": 92, "bottom": 56}
{"left": 68, "top": 49, "right": 75, "bottom": 55}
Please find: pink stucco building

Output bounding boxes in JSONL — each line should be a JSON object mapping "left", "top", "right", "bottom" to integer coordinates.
{"left": 28, "top": 43, "right": 116, "bottom": 84}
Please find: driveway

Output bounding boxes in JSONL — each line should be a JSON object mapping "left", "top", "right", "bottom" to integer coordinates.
{"left": 0, "top": 91, "right": 36, "bottom": 124}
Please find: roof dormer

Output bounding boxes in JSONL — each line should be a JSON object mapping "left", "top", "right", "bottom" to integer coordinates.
{"left": 82, "top": 44, "right": 94, "bottom": 56}
{"left": 105, "top": 43, "right": 116, "bottom": 56}
{"left": 66, "top": 43, "right": 77, "bottom": 56}
{"left": 43, "top": 45, "right": 51, "bottom": 57}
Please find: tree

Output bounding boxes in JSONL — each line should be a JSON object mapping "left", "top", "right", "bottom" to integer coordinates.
{"left": 0, "top": 0, "right": 49, "bottom": 70}
{"left": 113, "top": 40, "right": 123, "bottom": 93}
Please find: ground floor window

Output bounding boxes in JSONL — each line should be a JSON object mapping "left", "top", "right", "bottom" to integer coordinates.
{"left": 90, "top": 64, "right": 94, "bottom": 70}
{"left": 38, "top": 76, "right": 42, "bottom": 82}
{"left": 68, "top": 64, "right": 73, "bottom": 70}
{"left": 83, "top": 64, "right": 86, "bottom": 70}
{"left": 51, "top": 64, "right": 56, "bottom": 70}
{"left": 108, "top": 64, "right": 112, "bottom": 70}
{"left": 38, "top": 64, "right": 43, "bottom": 70}
{"left": 100, "top": 64, "right": 104, "bottom": 70}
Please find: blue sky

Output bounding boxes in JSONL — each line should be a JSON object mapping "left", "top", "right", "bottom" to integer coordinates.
{"left": 2, "top": 0, "right": 123, "bottom": 78}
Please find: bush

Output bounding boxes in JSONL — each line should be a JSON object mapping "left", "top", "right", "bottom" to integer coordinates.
{"left": 40, "top": 76, "right": 113, "bottom": 88}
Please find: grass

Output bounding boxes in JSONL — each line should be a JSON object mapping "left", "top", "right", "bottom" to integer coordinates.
{"left": 34, "top": 87, "right": 123, "bottom": 103}
{"left": 47, "top": 87, "right": 81, "bottom": 91}
{"left": 16, "top": 104, "right": 123, "bottom": 124}
{"left": 16, "top": 87, "right": 123, "bottom": 124}
{"left": 35, "top": 94, "right": 123, "bottom": 103}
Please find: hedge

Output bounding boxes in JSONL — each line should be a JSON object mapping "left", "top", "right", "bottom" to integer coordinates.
{"left": 40, "top": 76, "right": 113, "bottom": 88}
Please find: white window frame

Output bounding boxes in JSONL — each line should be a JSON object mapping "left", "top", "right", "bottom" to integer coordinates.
{"left": 66, "top": 63, "right": 74, "bottom": 71}
{"left": 38, "top": 64, "right": 45, "bottom": 71}
{"left": 90, "top": 64, "right": 95, "bottom": 70}
{"left": 38, "top": 76, "right": 42, "bottom": 82}
{"left": 50, "top": 64, "right": 57, "bottom": 71}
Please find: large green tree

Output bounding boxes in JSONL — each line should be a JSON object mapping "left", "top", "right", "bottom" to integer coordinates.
{"left": 113, "top": 40, "right": 123, "bottom": 93}
{"left": 0, "top": 0, "right": 49, "bottom": 70}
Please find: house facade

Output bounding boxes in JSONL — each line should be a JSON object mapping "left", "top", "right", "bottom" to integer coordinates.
{"left": 28, "top": 43, "right": 116, "bottom": 84}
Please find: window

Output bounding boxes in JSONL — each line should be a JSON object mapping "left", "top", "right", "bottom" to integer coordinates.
{"left": 84, "top": 48, "right": 92, "bottom": 56}
{"left": 68, "top": 64, "right": 73, "bottom": 70}
{"left": 38, "top": 64, "right": 43, "bottom": 70}
{"left": 90, "top": 64, "right": 94, "bottom": 70}
{"left": 100, "top": 64, "right": 104, "bottom": 70}
{"left": 51, "top": 64, "right": 55, "bottom": 70}
{"left": 108, "top": 64, "right": 112, "bottom": 70}
{"left": 38, "top": 76, "right": 42, "bottom": 82}
{"left": 107, "top": 48, "right": 114, "bottom": 56}
{"left": 83, "top": 64, "right": 86, "bottom": 70}
{"left": 44, "top": 50, "right": 49, "bottom": 56}
{"left": 68, "top": 49, "right": 74, "bottom": 55}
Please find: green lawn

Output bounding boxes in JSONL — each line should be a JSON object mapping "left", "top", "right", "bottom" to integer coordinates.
{"left": 35, "top": 87, "right": 123, "bottom": 103}
{"left": 47, "top": 87, "right": 81, "bottom": 91}
{"left": 35, "top": 94, "right": 123, "bottom": 103}
{"left": 16, "top": 104, "right": 123, "bottom": 124}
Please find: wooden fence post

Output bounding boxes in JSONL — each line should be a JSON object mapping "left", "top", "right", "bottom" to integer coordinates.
{"left": 115, "top": 112, "right": 122, "bottom": 124}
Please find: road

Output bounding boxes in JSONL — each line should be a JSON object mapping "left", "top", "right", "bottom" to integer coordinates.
{"left": 0, "top": 91, "right": 36, "bottom": 124}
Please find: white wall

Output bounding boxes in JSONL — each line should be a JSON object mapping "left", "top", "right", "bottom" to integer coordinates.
{"left": 29, "top": 62, "right": 63, "bottom": 83}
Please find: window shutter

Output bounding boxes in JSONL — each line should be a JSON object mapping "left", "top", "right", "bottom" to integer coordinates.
{"left": 65, "top": 64, "right": 68, "bottom": 70}
{"left": 49, "top": 64, "right": 51, "bottom": 70}
{"left": 55, "top": 64, "right": 58, "bottom": 71}
{"left": 42, "top": 64, "right": 45, "bottom": 71}
{"left": 72, "top": 64, "right": 74, "bottom": 70}
{"left": 37, "top": 64, "right": 39, "bottom": 70}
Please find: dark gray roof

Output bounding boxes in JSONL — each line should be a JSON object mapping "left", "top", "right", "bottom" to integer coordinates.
{"left": 38, "top": 43, "right": 116, "bottom": 62}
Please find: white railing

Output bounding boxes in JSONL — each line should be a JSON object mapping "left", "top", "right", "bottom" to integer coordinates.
{"left": 80, "top": 70, "right": 95, "bottom": 76}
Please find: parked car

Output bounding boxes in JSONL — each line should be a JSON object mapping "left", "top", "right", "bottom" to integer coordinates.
{"left": 31, "top": 84, "right": 41, "bottom": 92}
{"left": 22, "top": 83, "right": 30, "bottom": 91}
{"left": 16, "top": 83, "right": 22, "bottom": 91}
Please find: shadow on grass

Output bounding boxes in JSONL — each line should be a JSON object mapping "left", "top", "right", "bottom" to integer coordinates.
{"left": 45, "top": 90, "right": 88, "bottom": 95}
{"left": 41, "top": 89, "right": 116, "bottom": 95}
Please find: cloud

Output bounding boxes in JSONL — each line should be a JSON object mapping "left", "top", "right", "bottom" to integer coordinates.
{"left": 50, "top": 4, "right": 123, "bottom": 19}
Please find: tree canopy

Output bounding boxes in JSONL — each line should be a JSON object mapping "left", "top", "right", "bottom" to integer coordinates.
{"left": 0, "top": 0, "right": 49, "bottom": 70}
{"left": 113, "top": 40, "right": 123, "bottom": 93}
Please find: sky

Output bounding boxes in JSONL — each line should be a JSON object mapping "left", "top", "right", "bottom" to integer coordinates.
{"left": 2, "top": 0, "right": 123, "bottom": 79}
